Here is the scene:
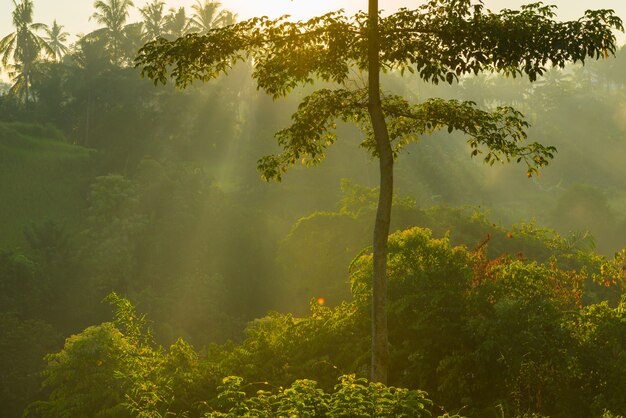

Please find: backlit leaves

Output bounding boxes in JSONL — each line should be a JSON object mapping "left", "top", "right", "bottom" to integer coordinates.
{"left": 136, "top": 1, "right": 622, "bottom": 180}
{"left": 138, "top": 12, "right": 361, "bottom": 97}
{"left": 137, "top": 2, "right": 623, "bottom": 91}
{"left": 258, "top": 90, "right": 555, "bottom": 181}
{"left": 382, "top": 2, "right": 623, "bottom": 82}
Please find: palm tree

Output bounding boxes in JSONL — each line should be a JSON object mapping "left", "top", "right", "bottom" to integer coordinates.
{"left": 220, "top": 10, "right": 238, "bottom": 26}
{"left": 121, "top": 21, "right": 145, "bottom": 60}
{"left": 0, "top": 0, "right": 53, "bottom": 102}
{"left": 90, "top": 0, "right": 135, "bottom": 65}
{"left": 6, "top": 62, "right": 30, "bottom": 101}
{"left": 43, "top": 20, "right": 70, "bottom": 61}
{"left": 67, "top": 35, "right": 113, "bottom": 146}
{"left": 164, "top": 7, "right": 189, "bottom": 40}
{"left": 139, "top": 0, "right": 166, "bottom": 41}
{"left": 186, "top": 0, "right": 227, "bottom": 34}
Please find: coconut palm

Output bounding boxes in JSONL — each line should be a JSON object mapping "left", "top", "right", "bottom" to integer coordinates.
{"left": 0, "top": 0, "right": 53, "bottom": 102}
{"left": 6, "top": 62, "right": 29, "bottom": 101}
{"left": 164, "top": 7, "right": 189, "bottom": 40}
{"left": 186, "top": 0, "right": 227, "bottom": 34}
{"left": 43, "top": 20, "right": 70, "bottom": 61}
{"left": 121, "top": 21, "right": 145, "bottom": 60}
{"left": 90, "top": 0, "right": 135, "bottom": 64}
{"left": 139, "top": 0, "right": 166, "bottom": 41}
{"left": 67, "top": 35, "right": 114, "bottom": 146}
{"left": 220, "top": 10, "right": 237, "bottom": 26}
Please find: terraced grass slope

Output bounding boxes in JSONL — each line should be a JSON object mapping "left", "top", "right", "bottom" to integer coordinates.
{"left": 0, "top": 123, "right": 95, "bottom": 247}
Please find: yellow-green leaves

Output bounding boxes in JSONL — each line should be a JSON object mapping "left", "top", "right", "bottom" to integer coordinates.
{"left": 136, "top": 1, "right": 619, "bottom": 180}
{"left": 257, "top": 90, "right": 554, "bottom": 181}
{"left": 137, "top": 3, "right": 622, "bottom": 91}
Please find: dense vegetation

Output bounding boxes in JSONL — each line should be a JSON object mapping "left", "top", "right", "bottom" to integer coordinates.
{"left": 1, "top": 0, "right": 626, "bottom": 417}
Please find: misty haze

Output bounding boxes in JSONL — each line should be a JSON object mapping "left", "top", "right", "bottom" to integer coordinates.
{"left": 1, "top": 1, "right": 626, "bottom": 417}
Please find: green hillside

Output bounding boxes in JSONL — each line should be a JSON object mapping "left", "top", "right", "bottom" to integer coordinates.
{"left": 0, "top": 123, "right": 94, "bottom": 247}
{"left": 1, "top": 0, "right": 626, "bottom": 415}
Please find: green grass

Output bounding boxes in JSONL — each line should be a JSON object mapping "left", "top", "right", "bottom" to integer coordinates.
{"left": 0, "top": 122, "right": 95, "bottom": 248}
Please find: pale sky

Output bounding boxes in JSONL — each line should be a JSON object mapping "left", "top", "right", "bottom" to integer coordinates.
{"left": 1, "top": 0, "right": 625, "bottom": 38}
{"left": 1, "top": 0, "right": 625, "bottom": 81}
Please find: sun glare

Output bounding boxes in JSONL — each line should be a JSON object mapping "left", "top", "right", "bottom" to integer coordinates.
{"left": 222, "top": 0, "right": 366, "bottom": 21}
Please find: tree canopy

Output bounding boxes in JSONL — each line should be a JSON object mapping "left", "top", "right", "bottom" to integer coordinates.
{"left": 137, "top": 1, "right": 621, "bottom": 180}
{"left": 137, "top": 0, "right": 623, "bottom": 383}
{"left": 0, "top": 0, "right": 53, "bottom": 101}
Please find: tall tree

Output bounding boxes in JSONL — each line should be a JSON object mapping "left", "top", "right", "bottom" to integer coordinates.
{"left": 0, "top": 0, "right": 53, "bottom": 102}
{"left": 163, "top": 7, "right": 188, "bottom": 40}
{"left": 121, "top": 22, "right": 145, "bottom": 61}
{"left": 43, "top": 20, "right": 70, "bottom": 62}
{"left": 90, "top": 0, "right": 135, "bottom": 64}
{"left": 137, "top": 0, "right": 622, "bottom": 383}
{"left": 186, "top": 0, "right": 228, "bottom": 34}
{"left": 66, "top": 35, "right": 114, "bottom": 145}
{"left": 219, "top": 10, "right": 238, "bottom": 27}
{"left": 367, "top": 0, "right": 392, "bottom": 383}
{"left": 139, "top": 0, "right": 166, "bottom": 41}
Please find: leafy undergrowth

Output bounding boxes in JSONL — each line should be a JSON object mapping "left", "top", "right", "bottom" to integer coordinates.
{"left": 27, "top": 228, "right": 626, "bottom": 418}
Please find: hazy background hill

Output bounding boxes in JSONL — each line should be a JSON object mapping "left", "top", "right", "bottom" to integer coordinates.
{"left": 1, "top": 1, "right": 626, "bottom": 415}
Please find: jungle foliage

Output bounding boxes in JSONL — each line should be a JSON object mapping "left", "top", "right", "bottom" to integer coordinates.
{"left": 135, "top": 0, "right": 622, "bottom": 382}
{"left": 26, "top": 228, "right": 626, "bottom": 418}
{"left": 1, "top": 0, "right": 626, "bottom": 416}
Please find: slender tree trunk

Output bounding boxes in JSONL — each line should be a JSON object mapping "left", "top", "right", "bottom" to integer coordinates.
{"left": 368, "top": 0, "right": 392, "bottom": 384}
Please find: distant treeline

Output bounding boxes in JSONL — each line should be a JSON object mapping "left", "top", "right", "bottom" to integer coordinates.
{"left": 1, "top": 0, "right": 238, "bottom": 100}
{"left": 1, "top": 1, "right": 626, "bottom": 417}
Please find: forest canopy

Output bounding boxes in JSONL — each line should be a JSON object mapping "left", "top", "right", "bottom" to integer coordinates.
{"left": 0, "top": 1, "right": 625, "bottom": 417}
{"left": 135, "top": 0, "right": 622, "bottom": 384}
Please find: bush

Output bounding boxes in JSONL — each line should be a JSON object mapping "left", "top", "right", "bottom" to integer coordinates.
{"left": 206, "top": 374, "right": 433, "bottom": 418}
